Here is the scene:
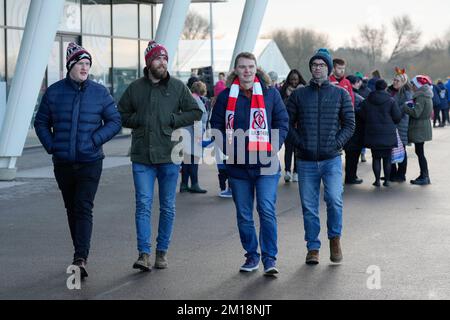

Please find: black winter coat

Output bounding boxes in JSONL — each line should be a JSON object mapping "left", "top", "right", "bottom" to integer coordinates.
{"left": 286, "top": 80, "right": 355, "bottom": 161}
{"left": 344, "top": 93, "right": 365, "bottom": 151}
{"left": 358, "top": 90, "right": 402, "bottom": 149}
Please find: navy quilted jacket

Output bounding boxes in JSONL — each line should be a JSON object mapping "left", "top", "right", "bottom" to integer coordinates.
{"left": 286, "top": 80, "right": 355, "bottom": 161}
{"left": 34, "top": 76, "right": 122, "bottom": 163}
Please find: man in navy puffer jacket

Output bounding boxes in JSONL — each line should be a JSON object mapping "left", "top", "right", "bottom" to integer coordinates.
{"left": 286, "top": 48, "right": 354, "bottom": 266}
{"left": 34, "top": 43, "right": 121, "bottom": 279}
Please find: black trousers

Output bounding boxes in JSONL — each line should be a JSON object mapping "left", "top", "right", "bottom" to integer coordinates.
{"left": 181, "top": 154, "right": 199, "bottom": 185}
{"left": 345, "top": 149, "right": 361, "bottom": 182}
{"left": 54, "top": 159, "right": 103, "bottom": 261}
{"left": 372, "top": 154, "right": 391, "bottom": 183}
{"left": 218, "top": 168, "right": 228, "bottom": 190}
{"left": 284, "top": 142, "right": 297, "bottom": 173}
{"left": 433, "top": 107, "right": 441, "bottom": 126}
{"left": 414, "top": 142, "right": 429, "bottom": 178}
{"left": 390, "top": 144, "right": 407, "bottom": 179}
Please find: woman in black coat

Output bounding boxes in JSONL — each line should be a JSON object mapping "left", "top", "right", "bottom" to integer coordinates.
{"left": 359, "top": 79, "right": 402, "bottom": 187}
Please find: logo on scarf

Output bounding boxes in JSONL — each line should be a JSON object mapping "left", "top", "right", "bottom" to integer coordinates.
{"left": 226, "top": 114, "right": 234, "bottom": 129}
{"left": 252, "top": 110, "right": 266, "bottom": 130}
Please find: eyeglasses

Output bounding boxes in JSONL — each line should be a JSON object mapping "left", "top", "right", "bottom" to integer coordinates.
{"left": 311, "top": 63, "right": 327, "bottom": 69}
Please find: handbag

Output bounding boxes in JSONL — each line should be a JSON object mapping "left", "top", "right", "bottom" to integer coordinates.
{"left": 391, "top": 129, "right": 405, "bottom": 164}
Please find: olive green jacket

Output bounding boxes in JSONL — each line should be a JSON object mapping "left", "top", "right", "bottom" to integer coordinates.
{"left": 118, "top": 73, "right": 202, "bottom": 164}
{"left": 403, "top": 85, "right": 433, "bottom": 143}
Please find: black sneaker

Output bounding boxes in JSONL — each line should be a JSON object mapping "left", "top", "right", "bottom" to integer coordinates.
{"left": 133, "top": 253, "right": 151, "bottom": 272}
{"left": 345, "top": 178, "right": 363, "bottom": 184}
{"left": 410, "top": 177, "right": 431, "bottom": 185}
{"left": 72, "top": 258, "right": 88, "bottom": 279}
{"left": 189, "top": 183, "right": 207, "bottom": 194}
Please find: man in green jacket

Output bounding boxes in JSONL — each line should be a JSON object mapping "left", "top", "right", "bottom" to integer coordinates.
{"left": 119, "top": 41, "right": 202, "bottom": 271}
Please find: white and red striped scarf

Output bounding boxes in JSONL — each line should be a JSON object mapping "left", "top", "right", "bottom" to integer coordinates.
{"left": 225, "top": 76, "right": 272, "bottom": 152}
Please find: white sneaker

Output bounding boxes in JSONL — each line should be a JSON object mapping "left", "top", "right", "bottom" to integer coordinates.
{"left": 284, "top": 171, "right": 292, "bottom": 182}
{"left": 292, "top": 172, "right": 298, "bottom": 182}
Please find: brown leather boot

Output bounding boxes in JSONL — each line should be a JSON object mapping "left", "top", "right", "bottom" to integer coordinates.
{"left": 305, "top": 250, "right": 319, "bottom": 265}
{"left": 330, "top": 237, "right": 343, "bottom": 263}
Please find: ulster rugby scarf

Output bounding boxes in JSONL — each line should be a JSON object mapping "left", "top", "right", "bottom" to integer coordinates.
{"left": 225, "top": 76, "right": 272, "bottom": 152}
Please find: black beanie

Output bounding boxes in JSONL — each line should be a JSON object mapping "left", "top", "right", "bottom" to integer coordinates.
{"left": 375, "top": 79, "right": 387, "bottom": 91}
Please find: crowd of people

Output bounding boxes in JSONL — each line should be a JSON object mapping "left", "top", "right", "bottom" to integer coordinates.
{"left": 33, "top": 39, "right": 448, "bottom": 280}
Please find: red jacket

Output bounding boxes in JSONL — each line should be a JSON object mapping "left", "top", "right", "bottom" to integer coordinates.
{"left": 330, "top": 74, "right": 355, "bottom": 106}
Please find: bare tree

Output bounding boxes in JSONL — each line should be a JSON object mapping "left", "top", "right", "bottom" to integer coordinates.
{"left": 182, "top": 11, "right": 209, "bottom": 40}
{"left": 272, "top": 28, "right": 329, "bottom": 76}
{"left": 388, "top": 15, "right": 421, "bottom": 62}
{"left": 358, "top": 25, "right": 387, "bottom": 69}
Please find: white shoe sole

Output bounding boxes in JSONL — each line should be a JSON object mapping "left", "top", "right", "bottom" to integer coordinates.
{"left": 239, "top": 265, "right": 259, "bottom": 272}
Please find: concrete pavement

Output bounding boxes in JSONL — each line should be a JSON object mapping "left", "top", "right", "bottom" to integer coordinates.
{"left": 1, "top": 128, "right": 450, "bottom": 300}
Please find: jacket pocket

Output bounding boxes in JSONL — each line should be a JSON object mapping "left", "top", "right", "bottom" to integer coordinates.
{"left": 161, "top": 126, "right": 174, "bottom": 137}
{"left": 131, "top": 128, "right": 145, "bottom": 154}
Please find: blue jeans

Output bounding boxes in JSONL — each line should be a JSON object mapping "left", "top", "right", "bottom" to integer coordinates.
{"left": 229, "top": 172, "right": 280, "bottom": 262}
{"left": 132, "top": 162, "right": 180, "bottom": 254}
{"left": 297, "top": 156, "right": 343, "bottom": 251}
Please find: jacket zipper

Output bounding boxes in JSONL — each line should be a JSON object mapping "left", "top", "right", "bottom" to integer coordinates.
{"left": 317, "top": 85, "right": 322, "bottom": 161}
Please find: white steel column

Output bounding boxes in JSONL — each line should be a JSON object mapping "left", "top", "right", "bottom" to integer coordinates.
{"left": 0, "top": 0, "right": 65, "bottom": 180}
{"left": 230, "top": 0, "right": 268, "bottom": 70}
{"left": 154, "top": 0, "right": 191, "bottom": 71}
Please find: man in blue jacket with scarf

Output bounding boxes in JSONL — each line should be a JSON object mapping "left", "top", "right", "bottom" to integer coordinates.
{"left": 210, "top": 52, "right": 289, "bottom": 276}
{"left": 287, "top": 48, "right": 355, "bottom": 265}
{"left": 34, "top": 43, "right": 121, "bottom": 279}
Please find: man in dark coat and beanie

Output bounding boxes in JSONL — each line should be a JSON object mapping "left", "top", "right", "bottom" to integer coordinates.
{"left": 286, "top": 48, "right": 355, "bottom": 265}
{"left": 34, "top": 43, "right": 122, "bottom": 279}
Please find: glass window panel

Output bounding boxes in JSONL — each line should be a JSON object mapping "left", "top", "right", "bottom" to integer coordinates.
{"left": 113, "top": 39, "right": 138, "bottom": 100}
{"left": 0, "top": 30, "right": 5, "bottom": 81}
{"left": 0, "top": 0, "right": 5, "bottom": 26}
{"left": 139, "top": 40, "right": 148, "bottom": 77}
{"left": 139, "top": 4, "right": 152, "bottom": 40}
{"left": 83, "top": 36, "right": 112, "bottom": 91}
{"left": 6, "top": 0, "right": 30, "bottom": 28}
{"left": 113, "top": 2, "right": 137, "bottom": 38}
{"left": 6, "top": 29, "right": 23, "bottom": 94}
{"left": 82, "top": 0, "right": 111, "bottom": 36}
{"left": 47, "top": 40, "right": 61, "bottom": 87}
{"left": 59, "top": 0, "right": 81, "bottom": 33}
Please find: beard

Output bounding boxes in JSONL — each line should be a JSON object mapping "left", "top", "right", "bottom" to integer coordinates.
{"left": 149, "top": 64, "right": 167, "bottom": 80}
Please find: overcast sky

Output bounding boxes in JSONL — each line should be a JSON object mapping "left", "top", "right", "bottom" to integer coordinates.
{"left": 168, "top": 0, "right": 450, "bottom": 53}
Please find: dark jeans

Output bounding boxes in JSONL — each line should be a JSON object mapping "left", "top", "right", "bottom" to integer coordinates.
{"left": 54, "top": 159, "right": 102, "bottom": 261}
{"left": 391, "top": 144, "right": 407, "bottom": 179}
{"left": 284, "top": 142, "right": 297, "bottom": 173}
{"left": 181, "top": 155, "right": 199, "bottom": 185}
{"left": 414, "top": 142, "right": 429, "bottom": 178}
{"left": 344, "top": 149, "right": 361, "bottom": 181}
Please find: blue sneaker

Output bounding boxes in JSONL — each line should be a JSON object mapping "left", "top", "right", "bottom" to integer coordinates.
{"left": 219, "top": 188, "right": 232, "bottom": 198}
{"left": 239, "top": 256, "right": 259, "bottom": 272}
{"left": 263, "top": 258, "right": 279, "bottom": 276}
